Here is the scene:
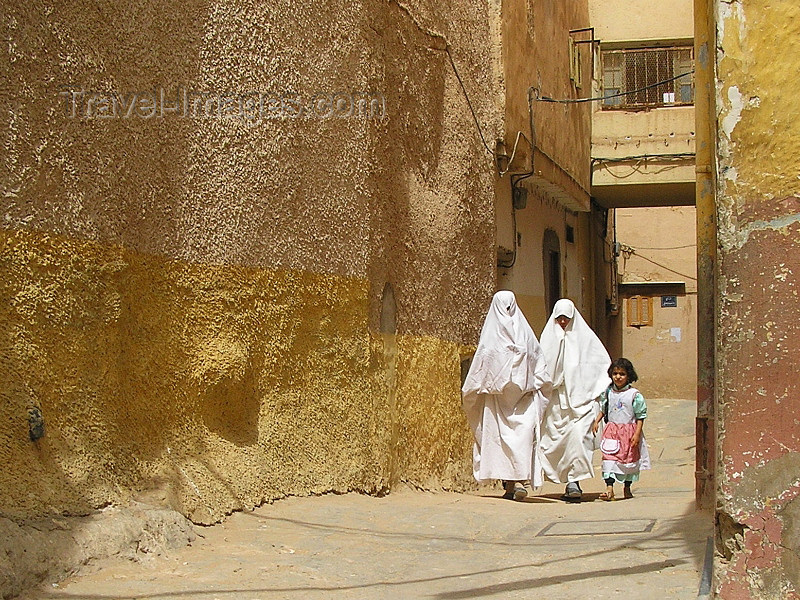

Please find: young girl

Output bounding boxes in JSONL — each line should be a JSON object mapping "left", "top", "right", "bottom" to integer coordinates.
{"left": 591, "top": 358, "right": 650, "bottom": 501}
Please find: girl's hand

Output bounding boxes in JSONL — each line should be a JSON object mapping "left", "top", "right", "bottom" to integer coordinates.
{"left": 591, "top": 420, "right": 600, "bottom": 435}
{"left": 631, "top": 419, "right": 644, "bottom": 448}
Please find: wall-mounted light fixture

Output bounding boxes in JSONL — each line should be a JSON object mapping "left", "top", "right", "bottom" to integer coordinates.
{"left": 512, "top": 185, "right": 528, "bottom": 210}
{"left": 495, "top": 139, "right": 510, "bottom": 174}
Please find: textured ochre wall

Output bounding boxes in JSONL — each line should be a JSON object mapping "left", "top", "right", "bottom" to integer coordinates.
{"left": 1, "top": 228, "right": 480, "bottom": 524}
{"left": 714, "top": 0, "right": 800, "bottom": 596}
{"left": 501, "top": 0, "right": 592, "bottom": 197}
{"left": 1, "top": 228, "right": 386, "bottom": 523}
{"left": 1, "top": 0, "right": 497, "bottom": 524}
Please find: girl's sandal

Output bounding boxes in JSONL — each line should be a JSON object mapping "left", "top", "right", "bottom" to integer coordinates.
{"left": 599, "top": 492, "right": 615, "bottom": 502}
{"left": 623, "top": 487, "right": 634, "bottom": 499}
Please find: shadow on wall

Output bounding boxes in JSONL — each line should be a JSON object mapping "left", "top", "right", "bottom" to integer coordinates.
{"left": 0, "top": 227, "right": 393, "bottom": 596}
{"left": 190, "top": 328, "right": 261, "bottom": 447}
{"left": 0, "top": 0, "right": 495, "bottom": 596}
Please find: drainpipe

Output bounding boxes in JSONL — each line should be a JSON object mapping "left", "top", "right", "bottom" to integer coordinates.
{"left": 694, "top": 0, "right": 716, "bottom": 512}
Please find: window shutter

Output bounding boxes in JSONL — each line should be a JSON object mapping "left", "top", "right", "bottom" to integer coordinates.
{"left": 569, "top": 38, "right": 583, "bottom": 88}
{"left": 627, "top": 295, "right": 653, "bottom": 327}
{"left": 641, "top": 296, "right": 652, "bottom": 325}
{"left": 627, "top": 296, "right": 640, "bottom": 327}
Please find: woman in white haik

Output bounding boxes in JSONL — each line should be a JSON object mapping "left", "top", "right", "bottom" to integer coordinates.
{"left": 539, "top": 298, "right": 611, "bottom": 500}
{"left": 462, "top": 291, "right": 553, "bottom": 501}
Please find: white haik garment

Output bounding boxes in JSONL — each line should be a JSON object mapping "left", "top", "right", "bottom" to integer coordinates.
{"left": 462, "top": 291, "right": 553, "bottom": 487}
{"left": 538, "top": 298, "right": 611, "bottom": 484}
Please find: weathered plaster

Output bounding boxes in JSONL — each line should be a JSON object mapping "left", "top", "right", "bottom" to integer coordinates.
{"left": 715, "top": 1, "right": 800, "bottom": 596}
{"left": 1, "top": 0, "right": 497, "bottom": 527}
{"left": 0, "top": 228, "right": 476, "bottom": 524}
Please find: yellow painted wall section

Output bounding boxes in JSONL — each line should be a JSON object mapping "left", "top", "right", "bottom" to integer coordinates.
{"left": 392, "top": 335, "right": 474, "bottom": 490}
{"left": 717, "top": 1, "right": 800, "bottom": 210}
{"left": 0, "top": 229, "right": 474, "bottom": 523}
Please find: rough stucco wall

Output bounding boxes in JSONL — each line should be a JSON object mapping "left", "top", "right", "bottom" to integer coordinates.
{"left": 496, "top": 0, "right": 594, "bottom": 328}
{"left": 1, "top": 0, "right": 497, "bottom": 527}
{"left": 1, "top": 229, "right": 394, "bottom": 524}
{"left": 714, "top": 1, "right": 800, "bottom": 597}
{"left": 531, "top": 0, "right": 592, "bottom": 197}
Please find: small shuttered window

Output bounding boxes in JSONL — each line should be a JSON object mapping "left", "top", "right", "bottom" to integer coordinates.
{"left": 627, "top": 295, "right": 653, "bottom": 327}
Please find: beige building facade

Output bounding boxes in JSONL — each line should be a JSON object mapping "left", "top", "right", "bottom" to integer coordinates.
{"left": 1, "top": 0, "right": 507, "bottom": 528}
{"left": 588, "top": 0, "right": 697, "bottom": 397}
{"left": 0, "top": 0, "right": 601, "bottom": 556}
{"left": 495, "top": 0, "right": 598, "bottom": 334}
{"left": 615, "top": 206, "right": 698, "bottom": 399}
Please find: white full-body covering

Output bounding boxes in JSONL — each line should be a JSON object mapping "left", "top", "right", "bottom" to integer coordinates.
{"left": 461, "top": 291, "right": 553, "bottom": 487}
{"left": 538, "top": 299, "right": 611, "bottom": 484}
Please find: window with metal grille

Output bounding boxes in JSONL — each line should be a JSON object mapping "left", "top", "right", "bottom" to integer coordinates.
{"left": 601, "top": 46, "right": 694, "bottom": 109}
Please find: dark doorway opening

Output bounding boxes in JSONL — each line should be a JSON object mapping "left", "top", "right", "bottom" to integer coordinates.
{"left": 543, "top": 229, "right": 561, "bottom": 314}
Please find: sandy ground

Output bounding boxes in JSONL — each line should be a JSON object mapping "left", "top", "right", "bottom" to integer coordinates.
{"left": 17, "top": 397, "right": 711, "bottom": 600}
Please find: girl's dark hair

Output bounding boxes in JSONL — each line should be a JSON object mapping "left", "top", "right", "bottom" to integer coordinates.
{"left": 608, "top": 357, "right": 638, "bottom": 383}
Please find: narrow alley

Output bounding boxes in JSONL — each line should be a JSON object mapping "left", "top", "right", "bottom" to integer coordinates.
{"left": 18, "top": 395, "right": 710, "bottom": 600}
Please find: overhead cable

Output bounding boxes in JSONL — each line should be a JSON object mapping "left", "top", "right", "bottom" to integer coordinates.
{"left": 536, "top": 71, "right": 695, "bottom": 105}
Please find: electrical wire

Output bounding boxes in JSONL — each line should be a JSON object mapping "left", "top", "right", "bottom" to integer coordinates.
{"left": 497, "top": 204, "right": 518, "bottom": 268}
{"left": 598, "top": 162, "right": 685, "bottom": 179}
{"left": 445, "top": 46, "right": 494, "bottom": 156}
{"left": 635, "top": 244, "right": 696, "bottom": 250}
{"left": 593, "top": 153, "right": 696, "bottom": 163}
{"left": 535, "top": 71, "right": 694, "bottom": 104}
{"left": 621, "top": 246, "right": 698, "bottom": 281}
{"left": 498, "top": 131, "right": 530, "bottom": 176}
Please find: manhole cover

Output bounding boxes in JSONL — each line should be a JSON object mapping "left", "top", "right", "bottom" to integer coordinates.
{"left": 536, "top": 519, "right": 655, "bottom": 536}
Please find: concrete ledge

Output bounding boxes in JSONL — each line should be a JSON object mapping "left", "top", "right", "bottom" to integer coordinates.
{"left": 0, "top": 503, "right": 196, "bottom": 599}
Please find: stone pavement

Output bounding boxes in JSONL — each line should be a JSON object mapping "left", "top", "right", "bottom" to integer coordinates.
{"left": 19, "top": 398, "right": 711, "bottom": 600}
